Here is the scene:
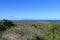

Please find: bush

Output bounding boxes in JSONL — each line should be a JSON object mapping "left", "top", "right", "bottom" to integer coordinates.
{"left": 44, "top": 22, "right": 60, "bottom": 40}
{"left": 0, "top": 19, "right": 15, "bottom": 31}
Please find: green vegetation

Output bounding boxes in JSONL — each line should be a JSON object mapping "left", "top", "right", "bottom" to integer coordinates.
{"left": 0, "top": 19, "right": 15, "bottom": 31}
{"left": 44, "top": 22, "right": 60, "bottom": 40}
{"left": 0, "top": 19, "right": 15, "bottom": 39}
{"left": 0, "top": 19, "right": 60, "bottom": 40}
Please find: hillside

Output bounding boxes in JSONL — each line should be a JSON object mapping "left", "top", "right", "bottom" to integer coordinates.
{"left": 0, "top": 20, "right": 60, "bottom": 40}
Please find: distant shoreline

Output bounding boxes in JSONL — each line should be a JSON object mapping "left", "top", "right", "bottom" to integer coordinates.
{"left": 11, "top": 20, "right": 60, "bottom": 22}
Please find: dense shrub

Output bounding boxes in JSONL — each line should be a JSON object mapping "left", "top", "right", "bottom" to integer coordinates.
{"left": 0, "top": 19, "right": 15, "bottom": 31}
{"left": 44, "top": 22, "right": 60, "bottom": 40}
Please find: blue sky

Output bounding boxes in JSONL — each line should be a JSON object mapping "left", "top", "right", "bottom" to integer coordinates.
{"left": 0, "top": 0, "right": 60, "bottom": 20}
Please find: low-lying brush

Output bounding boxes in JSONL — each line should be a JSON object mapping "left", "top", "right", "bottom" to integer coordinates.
{"left": 0, "top": 20, "right": 60, "bottom": 40}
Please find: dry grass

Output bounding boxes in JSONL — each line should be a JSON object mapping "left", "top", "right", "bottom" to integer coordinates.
{"left": 2, "top": 22, "right": 60, "bottom": 40}
{"left": 1, "top": 22, "right": 47, "bottom": 40}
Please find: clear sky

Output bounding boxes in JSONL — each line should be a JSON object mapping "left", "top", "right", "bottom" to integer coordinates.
{"left": 0, "top": 0, "right": 60, "bottom": 20}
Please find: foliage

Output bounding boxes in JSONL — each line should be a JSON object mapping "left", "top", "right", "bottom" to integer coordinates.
{"left": 0, "top": 22, "right": 60, "bottom": 40}
{"left": 44, "top": 22, "right": 60, "bottom": 40}
{"left": 2, "top": 22, "right": 45, "bottom": 40}
{"left": 0, "top": 19, "right": 15, "bottom": 31}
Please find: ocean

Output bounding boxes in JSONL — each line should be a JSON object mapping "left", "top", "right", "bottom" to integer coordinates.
{"left": 12, "top": 20, "right": 60, "bottom": 22}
